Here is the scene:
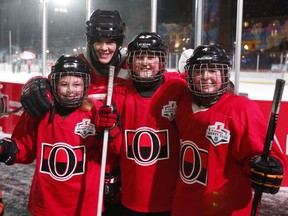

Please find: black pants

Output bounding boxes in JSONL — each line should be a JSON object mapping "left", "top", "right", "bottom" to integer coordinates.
{"left": 103, "top": 201, "right": 122, "bottom": 216}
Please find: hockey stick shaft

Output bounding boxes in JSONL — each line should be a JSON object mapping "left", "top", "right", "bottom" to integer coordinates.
{"left": 250, "top": 78, "right": 285, "bottom": 216}
{"left": 262, "top": 79, "right": 285, "bottom": 161}
{"left": 97, "top": 66, "right": 115, "bottom": 216}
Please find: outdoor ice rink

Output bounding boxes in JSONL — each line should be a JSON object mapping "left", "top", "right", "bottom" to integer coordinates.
{"left": 1, "top": 63, "right": 288, "bottom": 215}
{"left": 1, "top": 62, "right": 288, "bottom": 101}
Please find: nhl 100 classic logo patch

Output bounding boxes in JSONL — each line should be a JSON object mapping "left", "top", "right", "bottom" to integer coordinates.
{"left": 206, "top": 122, "right": 230, "bottom": 146}
{"left": 74, "top": 119, "right": 96, "bottom": 138}
{"left": 161, "top": 101, "right": 177, "bottom": 121}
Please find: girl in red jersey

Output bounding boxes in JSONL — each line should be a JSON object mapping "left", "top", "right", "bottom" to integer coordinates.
{"left": 111, "top": 32, "right": 186, "bottom": 216}
{"left": 0, "top": 55, "right": 119, "bottom": 216}
{"left": 18, "top": 10, "right": 127, "bottom": 216}
{"left": 171, "top": 45, "right": 285, "bottom": 216}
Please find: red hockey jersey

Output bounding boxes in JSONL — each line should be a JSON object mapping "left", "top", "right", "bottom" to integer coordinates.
{"left": 172, "top": 92, "right": 286, "bottom": 216}
{"left": 113, "top": 72, "right": 186, "bottom": 212}
{"left": 11, "top": 100, "right": 104, "bottom": 216}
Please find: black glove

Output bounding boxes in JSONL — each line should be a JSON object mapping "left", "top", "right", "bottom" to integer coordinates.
{"left": 250, "top": 155, "right": 284, "bottom": 194}
{"left": 104, "top": 168, "right": 121, "bottom": 205}
{"left": 20, "top": 76, "right": 53, "bottom": 118}
{"left": 98, "top": 104, "right": 121, "bottom": 139}
{"left": 0, "top": 138, "right": 19, "bottom": 165}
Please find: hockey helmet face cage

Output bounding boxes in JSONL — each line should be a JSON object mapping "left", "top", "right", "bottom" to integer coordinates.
{"left": 50, "top": 55, "right": 91, "bottom": 108}
{"left": 185, "top": 44, "right": 231, "bottom": 107}
{"left": 127, "top": 32, "right": 168, "bottom": 84}
{"left": 86, "top": 9, "right": 126, "bottom": 47}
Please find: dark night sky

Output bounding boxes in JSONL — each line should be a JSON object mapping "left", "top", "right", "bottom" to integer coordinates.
{"left": 243, "top": 0, "right": 288, "bottom": 18}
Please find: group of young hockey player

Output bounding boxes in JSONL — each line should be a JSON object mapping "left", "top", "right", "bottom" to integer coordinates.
{"left": 0, "top": 9, "right": 285, "bottom": 216}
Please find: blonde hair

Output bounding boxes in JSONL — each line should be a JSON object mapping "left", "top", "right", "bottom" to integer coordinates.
{"left": 80, "top": 97, "right": 95, "bottom": 112}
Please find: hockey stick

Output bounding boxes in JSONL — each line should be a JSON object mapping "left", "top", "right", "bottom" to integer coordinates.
{"left": 250, "top": 78, "right": 285, "bottom": 216}
{"left": 97, "top": 66, "right": 115, "bottom": 216}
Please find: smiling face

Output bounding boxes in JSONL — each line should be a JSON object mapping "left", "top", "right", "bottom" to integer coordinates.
{"left": 92, "top": 38, "right": 117, "bottom": 64}
{"left": 132, "top": 51, "right": 161, "bottom": 78}
{"left": 186, "top": 62, "right": 230, "bottom": 107}
{"left": 56, "top": 75, "right": 85, "bottom": 101}
{"left": 185, "top": 45, "right": 231, "bottom": 107}
{"left": 127, "top": 50, "right": 166, "bottom": 85}
{"left": 192, "top": 64, "right": 223, "bottom": 94}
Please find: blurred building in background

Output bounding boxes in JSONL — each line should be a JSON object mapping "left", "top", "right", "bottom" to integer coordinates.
{"left": 0, "top": 0, "right": 287, "bottom": 71}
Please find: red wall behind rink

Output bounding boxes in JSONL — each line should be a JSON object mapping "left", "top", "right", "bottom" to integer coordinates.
{"left": 0, "top": 82, "right": 288, "bottom": 186}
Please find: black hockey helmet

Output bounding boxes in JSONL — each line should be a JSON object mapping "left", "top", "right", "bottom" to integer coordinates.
{"left": 185, "top": 44, "right": 232, "bottom": 66}
{"left": 86, "top": 9, "right": 126, "bottom": 46}
{"left": 127, "top": 32, "right": 168, "bottom": 84}
{"left": 127, "top": 32, "right": 168, "bottom": 53}
{"left": 50, "top": 55, "right": 90, "bottom": 108}
{"left": 185, "top": 44, "right": 232, "bottom": 107}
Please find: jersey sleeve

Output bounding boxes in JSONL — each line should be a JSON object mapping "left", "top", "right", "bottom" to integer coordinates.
{"left": 227, "top": 95, "right": 286, "bottom": 175}
{"left": 11, "top": 111, "right": 40, "bottom": 163}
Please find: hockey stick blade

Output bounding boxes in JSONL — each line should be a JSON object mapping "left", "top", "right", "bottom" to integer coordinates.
{"left": 251, "top": 78, "right": 285, "bottom": 216}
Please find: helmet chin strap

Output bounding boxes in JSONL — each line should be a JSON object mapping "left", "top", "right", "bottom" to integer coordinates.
{"left": 89, "top": 45, "right": 121, "bottom": 76}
